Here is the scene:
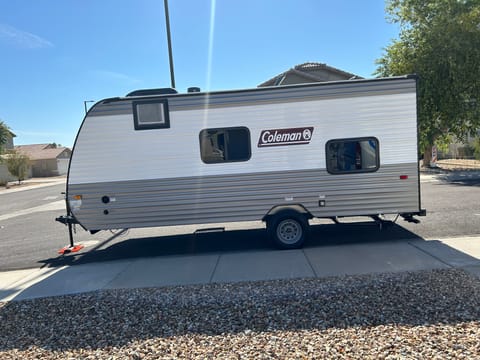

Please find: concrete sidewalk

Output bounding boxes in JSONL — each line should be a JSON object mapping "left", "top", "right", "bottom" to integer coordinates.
{"left": 1, "top": 235, "right": 479, "bottom": 302}
{"left": 0, "top": 176, "right": 66, "bottom": 195}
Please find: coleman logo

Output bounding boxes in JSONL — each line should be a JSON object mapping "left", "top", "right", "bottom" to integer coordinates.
{"left": 258, "top": 127, "right": 314, "bottom": 147}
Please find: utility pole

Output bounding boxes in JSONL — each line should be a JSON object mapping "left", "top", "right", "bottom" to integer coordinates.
{"left": 164, "top": 0, "right": 176, "bottom": 89}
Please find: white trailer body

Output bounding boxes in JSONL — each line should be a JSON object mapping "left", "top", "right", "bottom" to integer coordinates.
{"left": 65, "top": 76, "right": 425, "bottom": 248}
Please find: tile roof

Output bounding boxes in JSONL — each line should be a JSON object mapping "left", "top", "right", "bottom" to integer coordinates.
{"left": 294, "top": 62, "right": 361, "bottom": 78}
{"left": 15, "top": 144, "right": 71, "bottom": 160}
{"left": 258, "top": 62, "right": 363, "bottom": 87}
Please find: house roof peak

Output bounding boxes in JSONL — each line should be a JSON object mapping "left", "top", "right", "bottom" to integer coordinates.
{"left": 258, "top": 61, "right": 363, "bottom": 87}
{"left": 15, "top": 143, "right": 71, "bottom": 160}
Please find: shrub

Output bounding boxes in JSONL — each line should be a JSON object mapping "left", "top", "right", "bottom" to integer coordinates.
{"left": 4, "top": 150, "right": 30, "bottom": 184}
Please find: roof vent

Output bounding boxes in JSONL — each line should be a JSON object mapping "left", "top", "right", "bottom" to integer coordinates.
{"left": 188, "top": 87, "right": 201, "bottom": 93}
{"left": 126, "top": 88, "right": 178, "bottom": 97}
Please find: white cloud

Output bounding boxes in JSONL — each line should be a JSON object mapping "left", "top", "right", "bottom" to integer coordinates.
{"left": 91, "top": 70, "right": 141, "bottom": 84}
{"left": 0, "top": 23, "right": 53, "bottom": 49}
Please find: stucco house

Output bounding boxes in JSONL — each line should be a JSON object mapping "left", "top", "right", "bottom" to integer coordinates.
{"left": 15, "top": 144, "right": 71, "bottom": 177}
{"left": 258, "top": 62, "right": 362, "bottom": 87}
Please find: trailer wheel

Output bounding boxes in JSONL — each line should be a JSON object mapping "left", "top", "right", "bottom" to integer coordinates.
{"left": 267, "top": 211, "right": 309, "bottom": 249}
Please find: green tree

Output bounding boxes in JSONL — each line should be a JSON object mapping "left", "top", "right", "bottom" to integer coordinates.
{"left": 376, "top": 0, "right": 480, "bottom": 165}
{"left": 5, "top": 150, "right": 30, "bottom": 184}
{"left": 0, "top": 120, "right": 10, "bottom": 155}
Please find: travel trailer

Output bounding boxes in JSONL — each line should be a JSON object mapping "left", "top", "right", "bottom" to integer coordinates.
{"left": 57, "top": 76, "right": 425, "bottom": 250}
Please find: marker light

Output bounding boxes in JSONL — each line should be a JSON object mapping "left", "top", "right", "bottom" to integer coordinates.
{"left": 69, "top": 195, "right": 83, "bottom": 212}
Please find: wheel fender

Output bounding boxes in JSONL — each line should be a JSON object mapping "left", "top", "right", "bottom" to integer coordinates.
{"left": 262, "top": 204, "right": 313, "bottom": 223}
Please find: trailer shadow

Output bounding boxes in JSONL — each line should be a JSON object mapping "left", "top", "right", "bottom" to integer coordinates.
{"left": 39, "top": 220, "right": 422, "bottom": 268}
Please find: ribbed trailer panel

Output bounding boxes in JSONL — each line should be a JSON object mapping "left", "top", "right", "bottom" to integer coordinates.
{"left": 66, "top": 76, "right": 423, "bottom": 237}
{"left": 68, "top": 164, "right": 419, "bottom": 231}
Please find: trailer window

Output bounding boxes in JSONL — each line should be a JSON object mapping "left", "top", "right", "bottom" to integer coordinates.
{"left": 326, "top": 137, "right": 379, "bottom": 174}
{"left": 133, "top": 99, "right": 170, "bottom": 130}
{"left": 199, "top": 127, "right": 251, "bottom": 163}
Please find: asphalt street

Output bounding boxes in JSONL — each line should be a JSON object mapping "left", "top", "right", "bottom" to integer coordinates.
{"left": 0, "top": 175, "right": 479, "bottom": 271}
{"left": 0, "top": 182, "right": 65, "bottom": 215}
{"left": 401, "top": 175, "right": 480, "bottom": 238}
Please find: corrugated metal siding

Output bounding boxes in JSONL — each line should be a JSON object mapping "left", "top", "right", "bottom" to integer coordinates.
{"left": 68, "top": 91, "right": 418, "bottom": 184}
{"left": 68, "top": 77, "right": 421, "bottom": 230}
{"left": 88, "top": 77, "right": 416, "bottom": 116}
{"left": 69, "top": 163, "right": 420, "bottom": 230}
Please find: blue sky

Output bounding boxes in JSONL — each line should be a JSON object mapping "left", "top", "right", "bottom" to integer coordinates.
{"left": 0, "top": 0, "right": 399, "bottom": 147}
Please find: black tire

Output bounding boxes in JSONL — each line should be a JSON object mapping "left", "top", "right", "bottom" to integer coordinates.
{"left": 267, "top": 211, "right": 309, "bottom": 249}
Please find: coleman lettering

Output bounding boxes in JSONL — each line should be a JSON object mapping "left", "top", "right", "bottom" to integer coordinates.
{"left": 258, "top": 127, "right": 314, "bottom": 147}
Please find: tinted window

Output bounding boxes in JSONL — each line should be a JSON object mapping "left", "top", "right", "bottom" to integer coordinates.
{"left": 199, "top": 127, "right": 251, "bottom": 163}
{"left": 326, "top": 137, "right": 379, "bottom": 174}
{"left": 133, "top": 99, "right": 170, "bottom": 130}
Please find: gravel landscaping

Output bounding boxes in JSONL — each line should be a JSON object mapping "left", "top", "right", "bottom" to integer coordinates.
{"left": 1, "top": 268, "right": 480, "bottom": 359}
